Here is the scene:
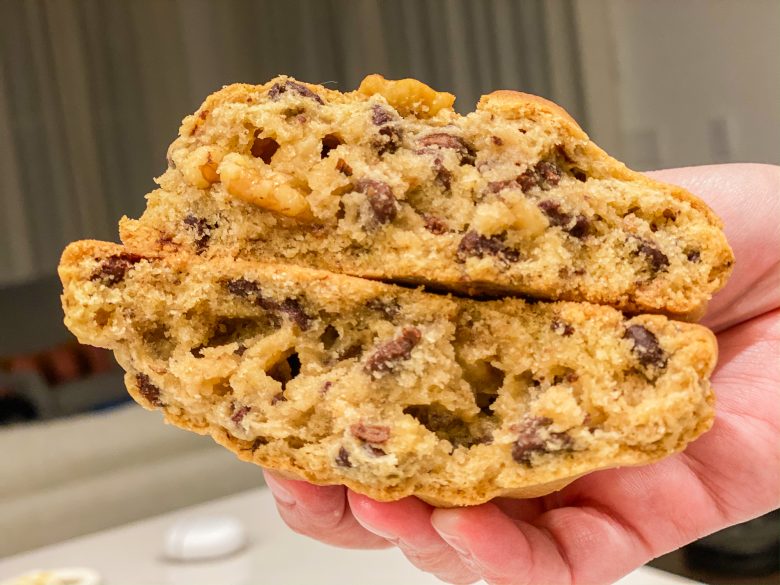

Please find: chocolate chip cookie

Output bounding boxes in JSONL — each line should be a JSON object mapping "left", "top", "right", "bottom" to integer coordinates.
{"left": 59, "top": 240, "right": 717, "bottom": 506}
{"left": 120, "top": 75, "right": 733, "bottom": 317}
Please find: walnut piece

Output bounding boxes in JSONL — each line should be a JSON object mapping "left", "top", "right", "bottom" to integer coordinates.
{"left": 218, "top": 153, "right": 313, "bottom": 220}
{"left": 358, "top": 74, "right": 455, "bottom": 118}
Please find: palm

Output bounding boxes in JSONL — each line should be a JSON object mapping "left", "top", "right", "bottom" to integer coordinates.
{"left": 264, "top": 164, "right": 780, "bottom": 584}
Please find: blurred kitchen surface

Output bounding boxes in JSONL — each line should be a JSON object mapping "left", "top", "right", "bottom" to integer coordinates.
{"left": 0, "top": 0, "right": 778, "bottom": 581}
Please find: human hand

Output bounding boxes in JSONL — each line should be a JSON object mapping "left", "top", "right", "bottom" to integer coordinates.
{"left": 264, "top": 164, "right": 780, "bottom": 584}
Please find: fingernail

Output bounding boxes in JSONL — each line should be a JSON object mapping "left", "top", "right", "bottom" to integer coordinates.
{"left": 264, "top": 475, "right": 296, "bottom": 507}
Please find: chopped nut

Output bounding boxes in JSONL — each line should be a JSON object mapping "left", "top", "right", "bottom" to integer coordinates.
{"left": 472, "top": 197, "right": 548, "bottom": 238}
{"left": 181, "top": 146, "right": 225, "bottom": 188}
{"left": 219, "top": 153, "right": 313, "bottom": 220}
{"left": 358, "top": 74, "right": 455, "bottom": 118}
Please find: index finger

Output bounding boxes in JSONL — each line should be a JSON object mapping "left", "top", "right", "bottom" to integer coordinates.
{"left": 646, "top": 164, "right": 780, "bottom": 331}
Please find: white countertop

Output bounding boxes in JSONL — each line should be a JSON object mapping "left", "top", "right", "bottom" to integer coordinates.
{"left": 0, "top": 488, "right": 701, "bottom": 584}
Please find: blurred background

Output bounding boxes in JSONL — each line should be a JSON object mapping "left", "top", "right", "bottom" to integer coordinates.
{"left": 0, "top": 0, "right": 778, "bottom": 581}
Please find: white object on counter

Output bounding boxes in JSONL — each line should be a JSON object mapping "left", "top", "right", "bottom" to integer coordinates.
{"left": 0, "top": 488, "right": 702, "bottom": 585}
{"left": 163, "top": 514, "right": 247, "bottom": 561}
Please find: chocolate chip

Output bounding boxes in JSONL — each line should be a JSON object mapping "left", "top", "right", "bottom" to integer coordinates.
{"left": 364, "top": 326, "right": 422, "bottom": 373}
{"left": 225, "top": 278, "right": 263, "bottom": 299}
{"left": 536, "top": 161, "right": 562, "bottom": 186}
{"left": 633, "top": 238, "right": 670, "bottom": 273}
{"left": 538, "top": 201, "right": 590, "bottom": 239}
{"left": 335, "top": 446, "right": 352, "bottom": 468}
{"left": 321, "top": 381, "right": 333, "bottom": 394}
{"left": 183, "top": 214, "right": 217, "bottom": 253}
{"left": 356, "top": 179, "right": 398, "bottom": 224}
{"left": 492, "top": 136, "right": 503, "bottom": 146}
{"left": 225, "top": 279, "right": 311, "bottom": 330}
{"left": 551, "top": 319, "right": 575, "bottom": 336}
{"left": 365, "top": 445, "right": 387, "bottom": 457}
{"left": 432, "top": 157, "right": 452, "bottom": 190}
{"left": 624, "top": 325, "right": 668, "bottom": 370}
{"left": 456, "top": 231, "right": 520, "bottom": 264}
{"left": 268, "top": 80, "right": 324, "bottom": 104}
{"left": 487, "top": 179, "right": 517, "bottom": 193}
{"left": 136, "top": 373, "right": 162, "bottom": 407}
{"left": 271, "top": 391, "right": 287, "bottom": 405}
{"left": 235, "top": 344, "right": 248, "bottom": 356}
{"left": 518, "top": 160, "right": 563, "bottom": 192}
{"left": 417, "top": 133, "right": 476, "bottom": 165}
{"left": 511, "top": 417, "right": 571, "bottom": 464}
{"left": 371, "top": 104, "right": 393, "bottom": 126}
{"left": 91, "top": 253, "right": 143, "bottom": 286}
{"left": 423, "top": 214, "right": 448, "bottom": 235}
{"left": 321, "top": 133, "right": 343, "bottom": 159}
{"left": 251, "top": 134, "right": 280, "bottom": 163}
{"left": 231, "top": 404, "right": 251, "bottom": 424}
{"left": 335, "top": 158, "right": 353, "bottom": 176}
{"left": 376, "top": 125, "right": 402, "bottom": 155}
{"left": 686, "top": 250, "right": 701, "bottom": 263}
{"left": 279, "top": 298, "right": 311, "bottom": 330}
{"left": 350, "top": 422, "right": 391, "bottom": 443}
{"left": 365, "top": 298, "right": 400, "bottom": 319}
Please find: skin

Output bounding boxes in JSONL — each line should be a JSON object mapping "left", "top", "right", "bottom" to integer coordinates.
{"left": 263, "top": 164, "right": 780, "bottom": 585}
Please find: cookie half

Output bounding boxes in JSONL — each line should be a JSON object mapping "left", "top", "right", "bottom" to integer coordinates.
{"left": 120, "top": 75, "right": 733, "bottom": 317}
{"left": 59, "top": 240, "right": 717, "bottom": 506}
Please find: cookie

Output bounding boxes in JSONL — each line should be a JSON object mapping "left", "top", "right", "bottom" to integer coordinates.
{"left": 120, "top": 75, "right": 733, "bottom": 317}
{"left": 59, "top": 240, "right": 717, "bottom": 506}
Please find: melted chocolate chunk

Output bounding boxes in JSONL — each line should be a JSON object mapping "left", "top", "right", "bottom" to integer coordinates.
{"left": 518, "top": 160, "right": 563, "bottom": 192}
{"left": 511, "top": 417, "right": 571, "bottom": 464}
{"left": 364, "top": 326, "right": 422, "bottom": 373}
{"left": 456, "top": 231, "right": 520, "bottom": 264}
{"left": 624, "top": 325, "right": 668, "bottom": 370}
{"left": 231, "top": 404, "right": 251, "bottom": 424}
{"left": 267, "top": 79, "right": 324, "bottom": 104}
{"left": 423, "top": 214, "right": 448, "bottom": 235}
{"left": 376, "top": 125, "right": 402, "bottom": 155}
{"left": 224, "top": 279, "right": 311, "bottom": 330}
{"left": 686, "top": 250, "right": 701, "bottom": 263}
{"left": 136, "top": 373, "right": 162, "bottom": 407}
{"left": 432, "top": 157, "right": 452, "bottom": 190}
{"left": 183, "top": 214, "right": 216, "bottom": 253}
{"left": 417, "top": 133, "right": 476, "bottom": 165}
{"left": 538, "top": 201, "right": 590, "bottom": 239}
{"left": 90, "top": 253, "right": 143, "bottom": 286}
{"left": 487, "top": 179, "right": 518, "bottom": 193}
{"left": 356, "top": 179, "right": 398, "bottom": 224}
{"left": 371, "top": 104, "right": 393, "bottom": 126}
{"left": 335, "top": 446, "right": 352, "bottom": 468}
{"left": 633, "top": 238, "right": 670, "bottom": 273}
{"left": 350, "top": 423, "right": 391, "bottom": 443}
